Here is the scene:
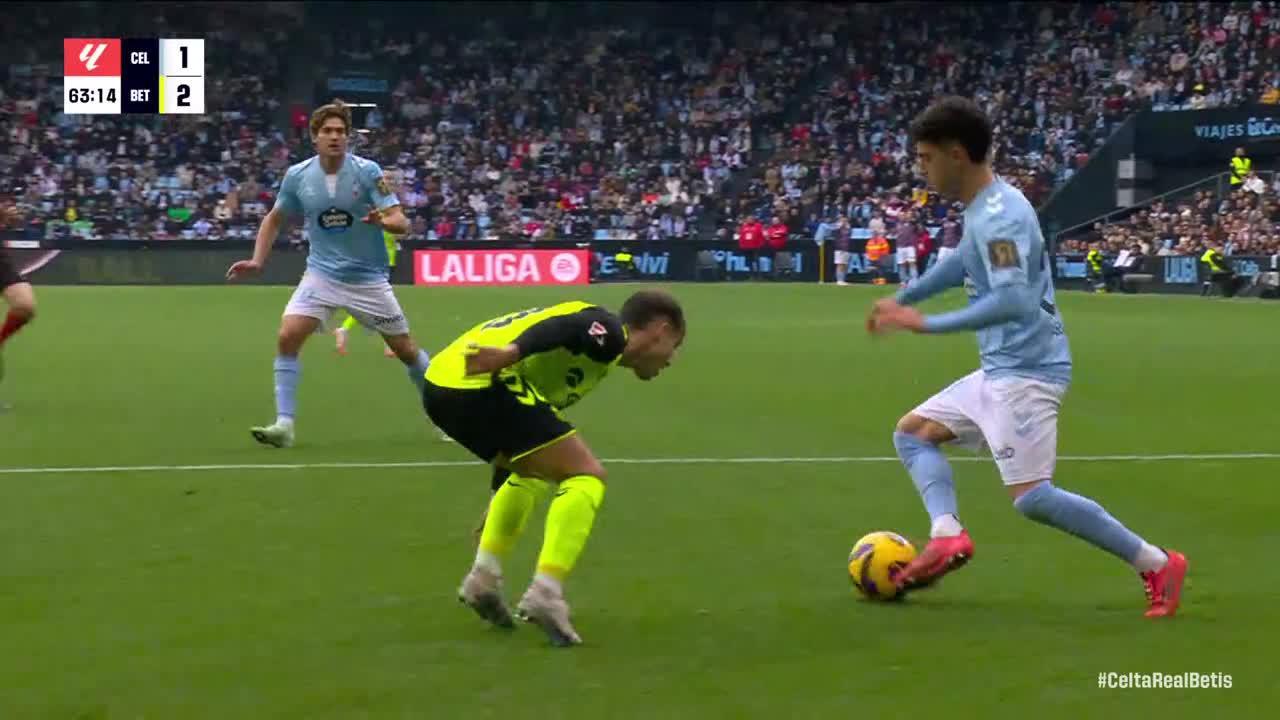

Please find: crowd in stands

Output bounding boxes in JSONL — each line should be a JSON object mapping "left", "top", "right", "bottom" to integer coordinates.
{"left": 1058, "top": 174, "right": 1280, "bottom": 259}
{"left": 323, "top": 3, "right": 841, "bottom": 242}
{"left": 1, "top": 2, "right": 1278, "bottom": 249}
{"left": 726, "top": 1, "right": 1280, "bottom": 243}
{"left": 1, "top": 2, "right": 303, "bottom": 243}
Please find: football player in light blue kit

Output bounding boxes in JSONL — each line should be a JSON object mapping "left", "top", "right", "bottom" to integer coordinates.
{"left": 868, "top": 97, "right": 1187, "bottom": 618}
{"left": 226, "top": 100, "right": 435, "bottom": 448}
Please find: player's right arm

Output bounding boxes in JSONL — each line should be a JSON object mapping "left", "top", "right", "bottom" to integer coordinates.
{"left": 464, "top": 308, "right": 625, "bottom": 376}
{"left": 226, "top": 168, "right": 303, "bottom": 281}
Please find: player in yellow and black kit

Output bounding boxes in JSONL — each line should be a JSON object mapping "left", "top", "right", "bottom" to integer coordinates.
{"left": 424, "top": 290, "right": 685, "bottom": 647}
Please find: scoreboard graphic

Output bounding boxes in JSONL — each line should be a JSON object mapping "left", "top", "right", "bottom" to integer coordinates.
{"left": 63, "top": 38, "right": 204, "bottom": 115}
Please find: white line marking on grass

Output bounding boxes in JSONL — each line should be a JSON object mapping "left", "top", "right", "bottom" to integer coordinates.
{"left": 1, "top": 452, "right": 1278, "bottom": 475}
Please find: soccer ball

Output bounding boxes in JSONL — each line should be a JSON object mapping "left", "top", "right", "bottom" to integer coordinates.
{"left": 848, "top": 531, "right": 917, "bottom": 601}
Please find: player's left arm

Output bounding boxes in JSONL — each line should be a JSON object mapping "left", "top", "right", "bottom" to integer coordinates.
{"left": 893, "top": 244, "right": 966, "bottom": 306}
{"left": 917, "top": 217, "right": 1040, "bottom": 334}
{"left": 465, "top": 309, "right": 626, "bottom": 375}
{"left": 362, "top": 162, "right": 410, "bottom": 235}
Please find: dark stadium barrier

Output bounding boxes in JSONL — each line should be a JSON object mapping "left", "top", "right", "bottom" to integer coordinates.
{"left": 12, "top": 241, "right": 1275, "bottom": 295}
{"left": 1052, "top": 253, "right": 1280, "bottom": 296}
{"left": 1136, "top": 106, "right": 1280, "bottom": 164}
{"left": 8, "top": 240, "right": 827, "bottom": 285}
{"left": 9, "top": 246, "right": 309, "bottom": 285}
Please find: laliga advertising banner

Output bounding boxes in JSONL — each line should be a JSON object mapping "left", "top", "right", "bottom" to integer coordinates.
{"left": 414, "top": 249, "right": 590, "bottom": 286}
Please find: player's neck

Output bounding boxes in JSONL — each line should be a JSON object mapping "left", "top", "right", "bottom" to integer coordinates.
{"left": 318, "top": 153, "right": 346, "bottom": 175}
{"left": 956, "top": 167, "right": 997, "bottom": 205}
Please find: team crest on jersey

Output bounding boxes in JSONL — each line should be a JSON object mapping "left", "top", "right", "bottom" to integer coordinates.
{"left": 988, "top": 239, "right": 1021, "bottom": 268}
{"left": 588, "top": 321, "right": 608, "bottom": 346}
{"left": 318, "top": 207, "right": 354, "bottom": 231}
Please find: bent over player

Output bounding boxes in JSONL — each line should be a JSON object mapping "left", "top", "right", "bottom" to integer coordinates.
{"left": 867, "top": 97, "right": 1186, "bottom": 618}
{"left": 226, "top": 100, "right": 433, "bottom": 448}
{"left": 424, "top": 291, "right": 685, "bottom": 646}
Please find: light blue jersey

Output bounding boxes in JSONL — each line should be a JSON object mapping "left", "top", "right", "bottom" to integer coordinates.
{"left": 895, "top": 177, "right": 1072, "bottom": 386}
{"left": 274, "top": 153, "right": 400, "bottom": 284}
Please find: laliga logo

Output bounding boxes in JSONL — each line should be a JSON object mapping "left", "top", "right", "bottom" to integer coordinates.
{"left": 79, "top": 43, "right": 108, "bottom": 71}
{"left": 549, "top": 252, "right": 581, "bottom": 283}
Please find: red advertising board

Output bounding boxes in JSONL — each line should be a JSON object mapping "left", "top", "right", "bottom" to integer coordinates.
{"left": 414, "top": 249, "right": 590, "bottom": 286}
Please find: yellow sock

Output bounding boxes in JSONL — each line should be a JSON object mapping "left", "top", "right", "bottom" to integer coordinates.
{"left": 478, "top": 474, "right": 550, "bottom": 561}
{"left": 535, "top": 475, "right": 606, "bottom": 581}
{"left": 340, "top": 314, "right": 359, "bottom": 332}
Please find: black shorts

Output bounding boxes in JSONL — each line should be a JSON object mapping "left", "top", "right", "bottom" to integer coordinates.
{"left": 422, "top": 375, "right": 576, "bottom": 464}
{"left": 0, "top": 249, "right": 24, "bottom": 291}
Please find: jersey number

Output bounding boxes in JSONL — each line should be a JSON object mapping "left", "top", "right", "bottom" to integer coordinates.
{"left": 483, "top": 308, "right": 543, "bottom": 330}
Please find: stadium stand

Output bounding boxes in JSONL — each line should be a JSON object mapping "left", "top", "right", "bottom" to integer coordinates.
{"left": 1, "top": 1, "right": 1277, "bottom": 253}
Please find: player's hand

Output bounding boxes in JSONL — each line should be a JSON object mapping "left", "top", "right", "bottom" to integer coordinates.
{"left": 464, "top": 343, "right": 521, "bottom": 376}
{"left": 870, "top": 303, "right": 926, "bottom": 335}
{"left": 866, "top": 298, "right": 902, "bottom": 334}
{"left": 362, "top": 208, "right": 385, "bottom": 227}
{"left": 225, "top": 259, "right": 262, "bottom": 282}
{"left": 0, "top": 204, "right": 20, "bottom": 229}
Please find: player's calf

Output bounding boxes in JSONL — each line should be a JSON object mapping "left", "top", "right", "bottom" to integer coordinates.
{"left": 1012, "top": 480, "right": 1183, "bottom": 616}
{"left": 383, "top": 332, "right": 432, "bottom": 387}
{"left": 507, "top": 436, "right": 607, "bottom": 646}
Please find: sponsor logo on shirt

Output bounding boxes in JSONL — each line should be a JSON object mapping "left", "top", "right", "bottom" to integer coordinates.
{"left": 318, "top": 207, "right": 354, "bottom": 231}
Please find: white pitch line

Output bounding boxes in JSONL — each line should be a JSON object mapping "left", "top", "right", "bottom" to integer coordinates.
{"left": 0, "top": 452, "right": 1278, "bottom": 475}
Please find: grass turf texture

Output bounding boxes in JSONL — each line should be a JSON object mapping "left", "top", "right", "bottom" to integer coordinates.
{"left": 1, "top": 284, "right": 1276, "bottom": 718}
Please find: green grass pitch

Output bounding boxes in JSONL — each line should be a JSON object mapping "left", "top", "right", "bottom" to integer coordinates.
{"left": 1, "top": 283, "right": 1277, "bottom": 718}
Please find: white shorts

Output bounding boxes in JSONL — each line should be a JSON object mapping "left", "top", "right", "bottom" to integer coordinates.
{"left": 896, "top": 246, "right": 917, "bottom": 264}
{"left": 937, "top": 246, "right": 958, "bottom": 263}
{"left": 834, "top": 250, "right": 853, "bottom": 265}
{"left": 912, "top": 370, "right": 1067, "bottom": 485}
{"left": 283, "top": 271, "right": 411, "bottom": 336}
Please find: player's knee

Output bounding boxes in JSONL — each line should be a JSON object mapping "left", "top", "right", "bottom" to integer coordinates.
{"left": 581, "top": 461, "right": 607, "bottom": 484}
{"left": 11, "top": 300, "right": 34, "bottom": 321}
{"left": 552, "top": 457, "right": 606, "bottom": 485}
{"left": 894, "top": 413, "right": 929, "bottom": 437}
{"left": 1008, "top": 479, "right": 1049, "bottom": 505}
{"left": 895, "top": 414, "right": 953, "bottom": 445}
{"left": 276, "top": 328, "right": 305, "bottom": 355}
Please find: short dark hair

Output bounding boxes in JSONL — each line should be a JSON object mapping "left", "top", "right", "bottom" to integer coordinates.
{"left": 909, "top": 96, "right": 993, "bottom": 164}
{"left": 620, "top": 289, "right": 685, "bottom": 334}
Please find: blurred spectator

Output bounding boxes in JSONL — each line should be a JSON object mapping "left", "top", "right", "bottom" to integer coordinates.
{"left": 1059, "top": 181, "right": 1280, "bottom": 259}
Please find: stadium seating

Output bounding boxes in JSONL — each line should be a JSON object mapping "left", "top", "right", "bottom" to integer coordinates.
{"left": 1, "top": 1, "right": 1277, "bottom": 255}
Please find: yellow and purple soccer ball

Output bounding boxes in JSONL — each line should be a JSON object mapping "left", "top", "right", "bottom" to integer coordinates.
{"left": 848, "top": 531, "right": 917, "bottom": 601}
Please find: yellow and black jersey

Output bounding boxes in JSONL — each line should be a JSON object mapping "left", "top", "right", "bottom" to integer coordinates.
{"left": 426, "top": 301, "right": 628, "bottom": 410}
{"left": 1201, "top": 249, "right": 1228, "bottom": 273}
{"left": 1086, "top": 248, "right": 1104, "bottom": 273}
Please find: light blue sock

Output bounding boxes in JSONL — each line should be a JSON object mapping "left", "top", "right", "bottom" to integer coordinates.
{"left": 1013, "top": 482, "right": 1143, "bottom": 563}
{"left": 406, "top": 348, "right": 431, "bottom": 392}
{"left": 273, "top": 355, "right": 300, "bottom": 421}
{"left": 893, "top": 431, "right": 958, "bottom": 523}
